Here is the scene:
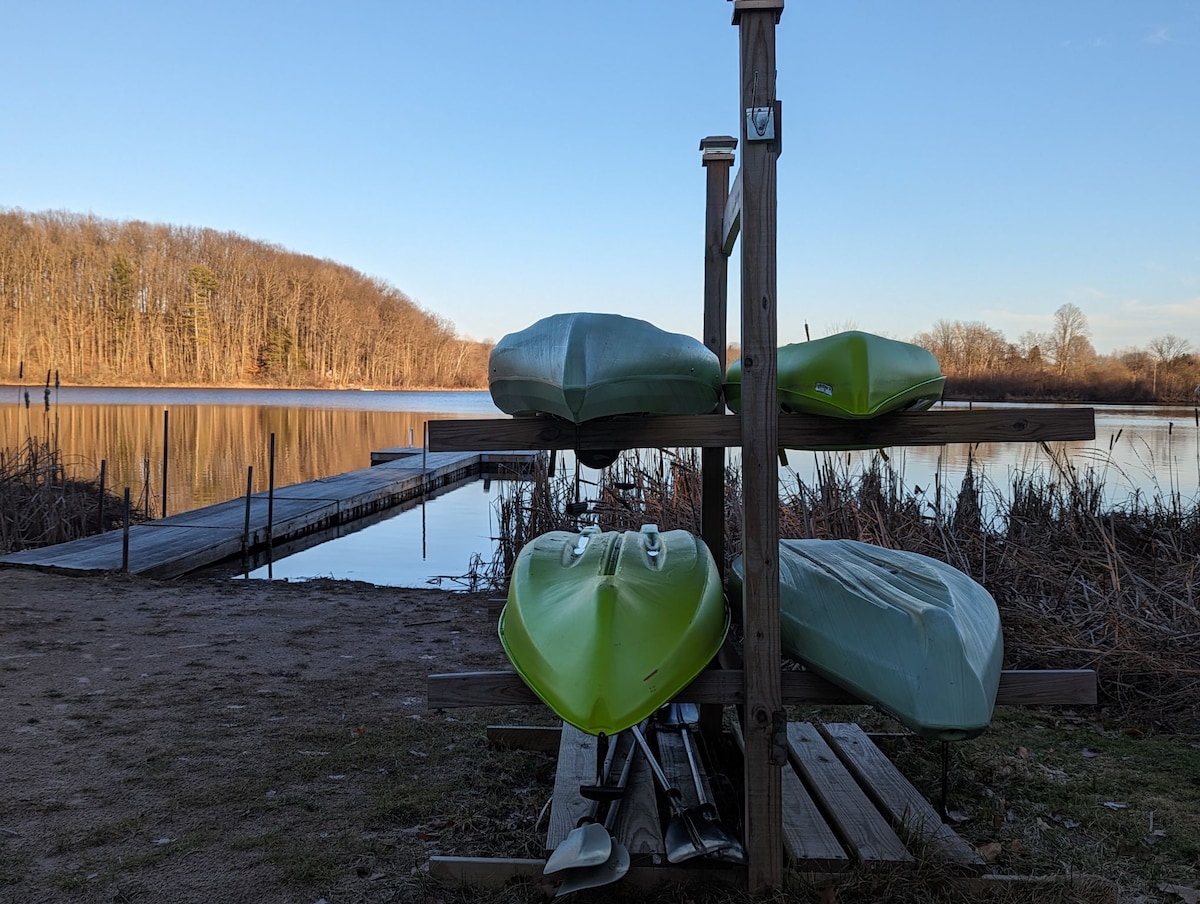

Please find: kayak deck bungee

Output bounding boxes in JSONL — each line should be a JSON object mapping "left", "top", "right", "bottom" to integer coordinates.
{"left": 489, "top": 312, "right": 723, "bottom": 423}
{"left": 724, "top": 330, "right": 945, "bottom": 419}
{"left": 730, "top": 538, "right": 1003, "bottom": 740}
{"left": 500, "top": 525, "right": 728, "bottom": 737}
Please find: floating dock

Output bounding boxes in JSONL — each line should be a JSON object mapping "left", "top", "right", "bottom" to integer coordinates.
{"left": 0, "top": 449, "right": 539, "bottom": 580}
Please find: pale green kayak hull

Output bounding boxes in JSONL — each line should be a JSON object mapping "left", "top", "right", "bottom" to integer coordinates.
{"left": 730, "top": 539, "right": 1002, "bottom": 740}
{"left": 500, "top": 525, "right": 728, "bottom": 736}
{"left": 724, "top": 330, "right": 945, "bottom": 419}
{"left": 489, "top": 313, "right": 723, "bottom": 423}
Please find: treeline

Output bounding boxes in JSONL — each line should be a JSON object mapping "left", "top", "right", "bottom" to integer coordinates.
{"left": 913, "top": 306, "right": 1200, "bottom": 404}
{"left": 0, "top": 209, "right": 490, "bottom": 388}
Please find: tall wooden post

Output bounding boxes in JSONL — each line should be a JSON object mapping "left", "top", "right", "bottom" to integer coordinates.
{"left": 699, "top": 135, "right": 737, "bottom": 577}
{"left": 699, "top": 135, "right": 738, "bottom": 742}
{"left": 733, "top": 0, "right": 784, "bottom": 892}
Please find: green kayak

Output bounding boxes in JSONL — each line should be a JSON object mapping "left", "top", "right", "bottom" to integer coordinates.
{"left": 730, "top": 539, "right": 1002, "bottom": 740}
{"left": 724, "top": 330, "right": 945, "bottom": 418}
{"left": 500, "top": 525, "right": 728, "bottom": 736}
{"left": 489, "top": 313, "right": 723, "bottom": 423}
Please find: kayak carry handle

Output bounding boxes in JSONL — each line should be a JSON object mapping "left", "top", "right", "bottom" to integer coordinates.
{"left": 640, "top": 524, "right": 661, "bottom": 559}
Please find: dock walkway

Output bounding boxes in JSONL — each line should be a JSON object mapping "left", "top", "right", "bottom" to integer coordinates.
{"left": 0, "top": 449, "right": 537, "bottom": 580}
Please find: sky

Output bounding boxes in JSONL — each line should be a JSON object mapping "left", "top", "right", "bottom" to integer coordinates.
{"left": 3, "top": 1, "right": 1198, "bottom": 355}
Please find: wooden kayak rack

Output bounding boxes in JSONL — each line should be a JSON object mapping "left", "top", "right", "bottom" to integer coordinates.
{"left": 425, "top": 2, "right": 1101, "bottom": 892}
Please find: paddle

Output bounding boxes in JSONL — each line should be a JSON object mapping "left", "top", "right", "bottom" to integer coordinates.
{"left": 550, "top": 733, "right": 638, "bottom": 897}
{"left": 629, "top": 723, "right": 732, "bottom": 863}
{"left": 659, "top": 704, "right": 747, "bottom": 864}
{"left": 544, "top": 733, "right": 622, "bottom": 876}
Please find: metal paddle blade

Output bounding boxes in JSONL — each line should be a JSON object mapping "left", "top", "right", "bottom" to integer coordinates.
{"left": 663, "top": 811, "right": 732, "bottom": 864}
{"left": 553, "top": 840, "right": 630, "bottom": 897}
{"left": 658, "top": 702, "right": 700, "bottom": 728}
{"left": 543, "top": 822, "right": 612, "bottom": 876}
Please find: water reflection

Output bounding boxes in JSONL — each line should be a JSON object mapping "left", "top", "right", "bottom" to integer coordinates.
{"left": 6, "top": 389, "right": 1200, "bottom": 587}
{"left": 1, "top": 387, "right": 502, "bottom": 516}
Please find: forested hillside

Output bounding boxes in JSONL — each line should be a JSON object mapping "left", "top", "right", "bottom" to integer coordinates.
{"left": 0, "top": 209, "right": 489, "bottom": 388}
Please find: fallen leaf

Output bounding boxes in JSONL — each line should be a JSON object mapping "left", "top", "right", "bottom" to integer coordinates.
{"left": 1081, "top": 748, "right": 1099, "bottom": 758}
{"left": 945, "top": 809, "right": 971, "bottom": 824}
{"left": 1102, "top": 801, "right": 1128, "bottom": 810}
{"left": 978, "top": 841, "right": 1002, "bottom": 863}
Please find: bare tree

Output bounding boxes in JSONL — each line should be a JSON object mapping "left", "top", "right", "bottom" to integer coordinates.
{"left": 1047, "top": 303, "right": 1092, "bottom": 377}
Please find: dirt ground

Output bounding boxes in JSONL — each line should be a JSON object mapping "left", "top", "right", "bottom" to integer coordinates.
{"left": 0, "top": 567, "right": 515, "bottom": 904}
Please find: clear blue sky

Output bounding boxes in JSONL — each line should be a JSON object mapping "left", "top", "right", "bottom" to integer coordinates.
{"left": 3, "top": 1, "right": 1197, "bottom": 354}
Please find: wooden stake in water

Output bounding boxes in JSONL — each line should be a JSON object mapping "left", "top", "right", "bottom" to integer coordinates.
{"left": 161, "top": 409, "right": 170, "bottom": 518}
{"left": 242, "top": 465, "right": 254, "bottom": 557}
{"left": 98, "top": 460, "right": 107, "bottom": 533}
{"left": 267, "top": 433, "right": 276, "bottom": 550}
{"left": 122, "top": 487, "right": 131, "bottom": 572}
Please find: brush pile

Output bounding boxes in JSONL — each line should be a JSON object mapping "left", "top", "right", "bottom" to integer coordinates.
{"left": 488, "top": 448, "right": 1200, "bottom": 729}
{"left": 0, "top": 439, "right": 147, "bottom": 553}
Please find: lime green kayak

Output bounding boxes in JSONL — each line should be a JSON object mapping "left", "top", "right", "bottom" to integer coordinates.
{"left": 500, "top": 525, "right": 728, "bottom": 736}
{"left": 730, "top": 539, "right": 1002, "bottom": 740}
{"left": 724, "top": 330, "right": 945, "bottom": 418}
{"left": 489, "top": 313, "right": 722, "bottom": 423}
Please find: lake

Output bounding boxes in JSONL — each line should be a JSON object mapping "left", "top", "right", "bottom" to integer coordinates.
{"left": 4, "top": 386, "right": 1198, "bottom": 587}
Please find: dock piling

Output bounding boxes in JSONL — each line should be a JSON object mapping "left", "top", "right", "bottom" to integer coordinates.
{"left": 267, "top": 433, "right": 276, "bottom": 549}
{"left": 98, "top": 460, "right": 107, "bottom": 533}
{"left": 161, "top": 410, "right": 170, "bottom": 518}
{"left": 121, "top": 488, "right": 131, "bottom": 572}
{"left": 242, "top": 465, "right": 254, "bottom": 555}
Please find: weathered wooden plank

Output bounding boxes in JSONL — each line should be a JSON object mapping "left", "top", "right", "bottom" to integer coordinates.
{"left": 426, "top": 408, "right": 1096, "bottom": 453}
{"left": 427, "top": 856, "right": 547, "bottom": 886}
{"left": 995, "top": 669, "right": 1098, "bottom": 705}
{"left": 614, "top": 740, "right": 665, "bottom": 857}
{"left": 427, "top": 856, "right": 743, "bottom": 891}
{"left": 427, "top": 669, "right": 1099, "bottom": 710}
{"left": 787, "top": 722, "right": 912, "bottom": 865}
{"left": 546, "top": 724, "right": 597, "bottom": 851}
{"left": 655, "top": 729, "right": 703, "bottom": 809}
{"left": 732, "top": 718, "right": 848, "bottom": 871}
{"left": 819, "top": 723, "right": 984, "bottom": 871}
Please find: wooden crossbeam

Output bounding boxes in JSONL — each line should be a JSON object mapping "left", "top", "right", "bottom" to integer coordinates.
{"left": 427, "top": 408, "right": 1095, "bottom": 454}
{"left": 428, "top": 668, "right": 1098, "bottom": 709}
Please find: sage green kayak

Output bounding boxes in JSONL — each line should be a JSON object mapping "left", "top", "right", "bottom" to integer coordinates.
{"left": 724, "top": 330, "right": 945, "bottom": 418}
{"left": 489, "top": 313, "right": 722, "bottom": 423}
{"left": 500, "top": 525, "right": 728, "bottom": 736}
{"left": 729, "top": 539, "right": 1002, "bottom": 740}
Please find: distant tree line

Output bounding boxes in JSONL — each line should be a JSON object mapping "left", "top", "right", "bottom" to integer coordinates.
{"left": 912, "top": 304, "right": 1200, "bottom": 404}
{"left": 0, "top": 209, "right": 489, "bottom": 388}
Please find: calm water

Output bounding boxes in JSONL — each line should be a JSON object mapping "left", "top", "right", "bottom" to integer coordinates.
{"left": 4, "top": 387, "right": 1198, "bottom": 587}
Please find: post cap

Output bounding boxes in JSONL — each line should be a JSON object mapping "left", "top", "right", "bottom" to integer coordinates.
{"left": 699, "top": 136, "right": 738, "bottom": 153}
{"left": 731, "top": 0, "right": 784, "bottom": 25}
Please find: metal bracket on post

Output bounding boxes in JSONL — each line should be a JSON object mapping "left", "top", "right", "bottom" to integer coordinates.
{"left": 745, "top": 105, "right": 775, "bottom": 142}
{"left": 770, "top": 709, "right": 788, "bottom": 766}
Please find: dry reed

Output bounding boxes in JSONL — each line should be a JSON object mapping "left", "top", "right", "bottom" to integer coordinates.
{"left": 0, "top": 438, "right": 150, "bottom": 554}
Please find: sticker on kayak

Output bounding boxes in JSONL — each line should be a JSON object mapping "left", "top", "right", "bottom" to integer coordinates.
{"left": 815, "top": 382, "right": 834, "bottom": 396}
